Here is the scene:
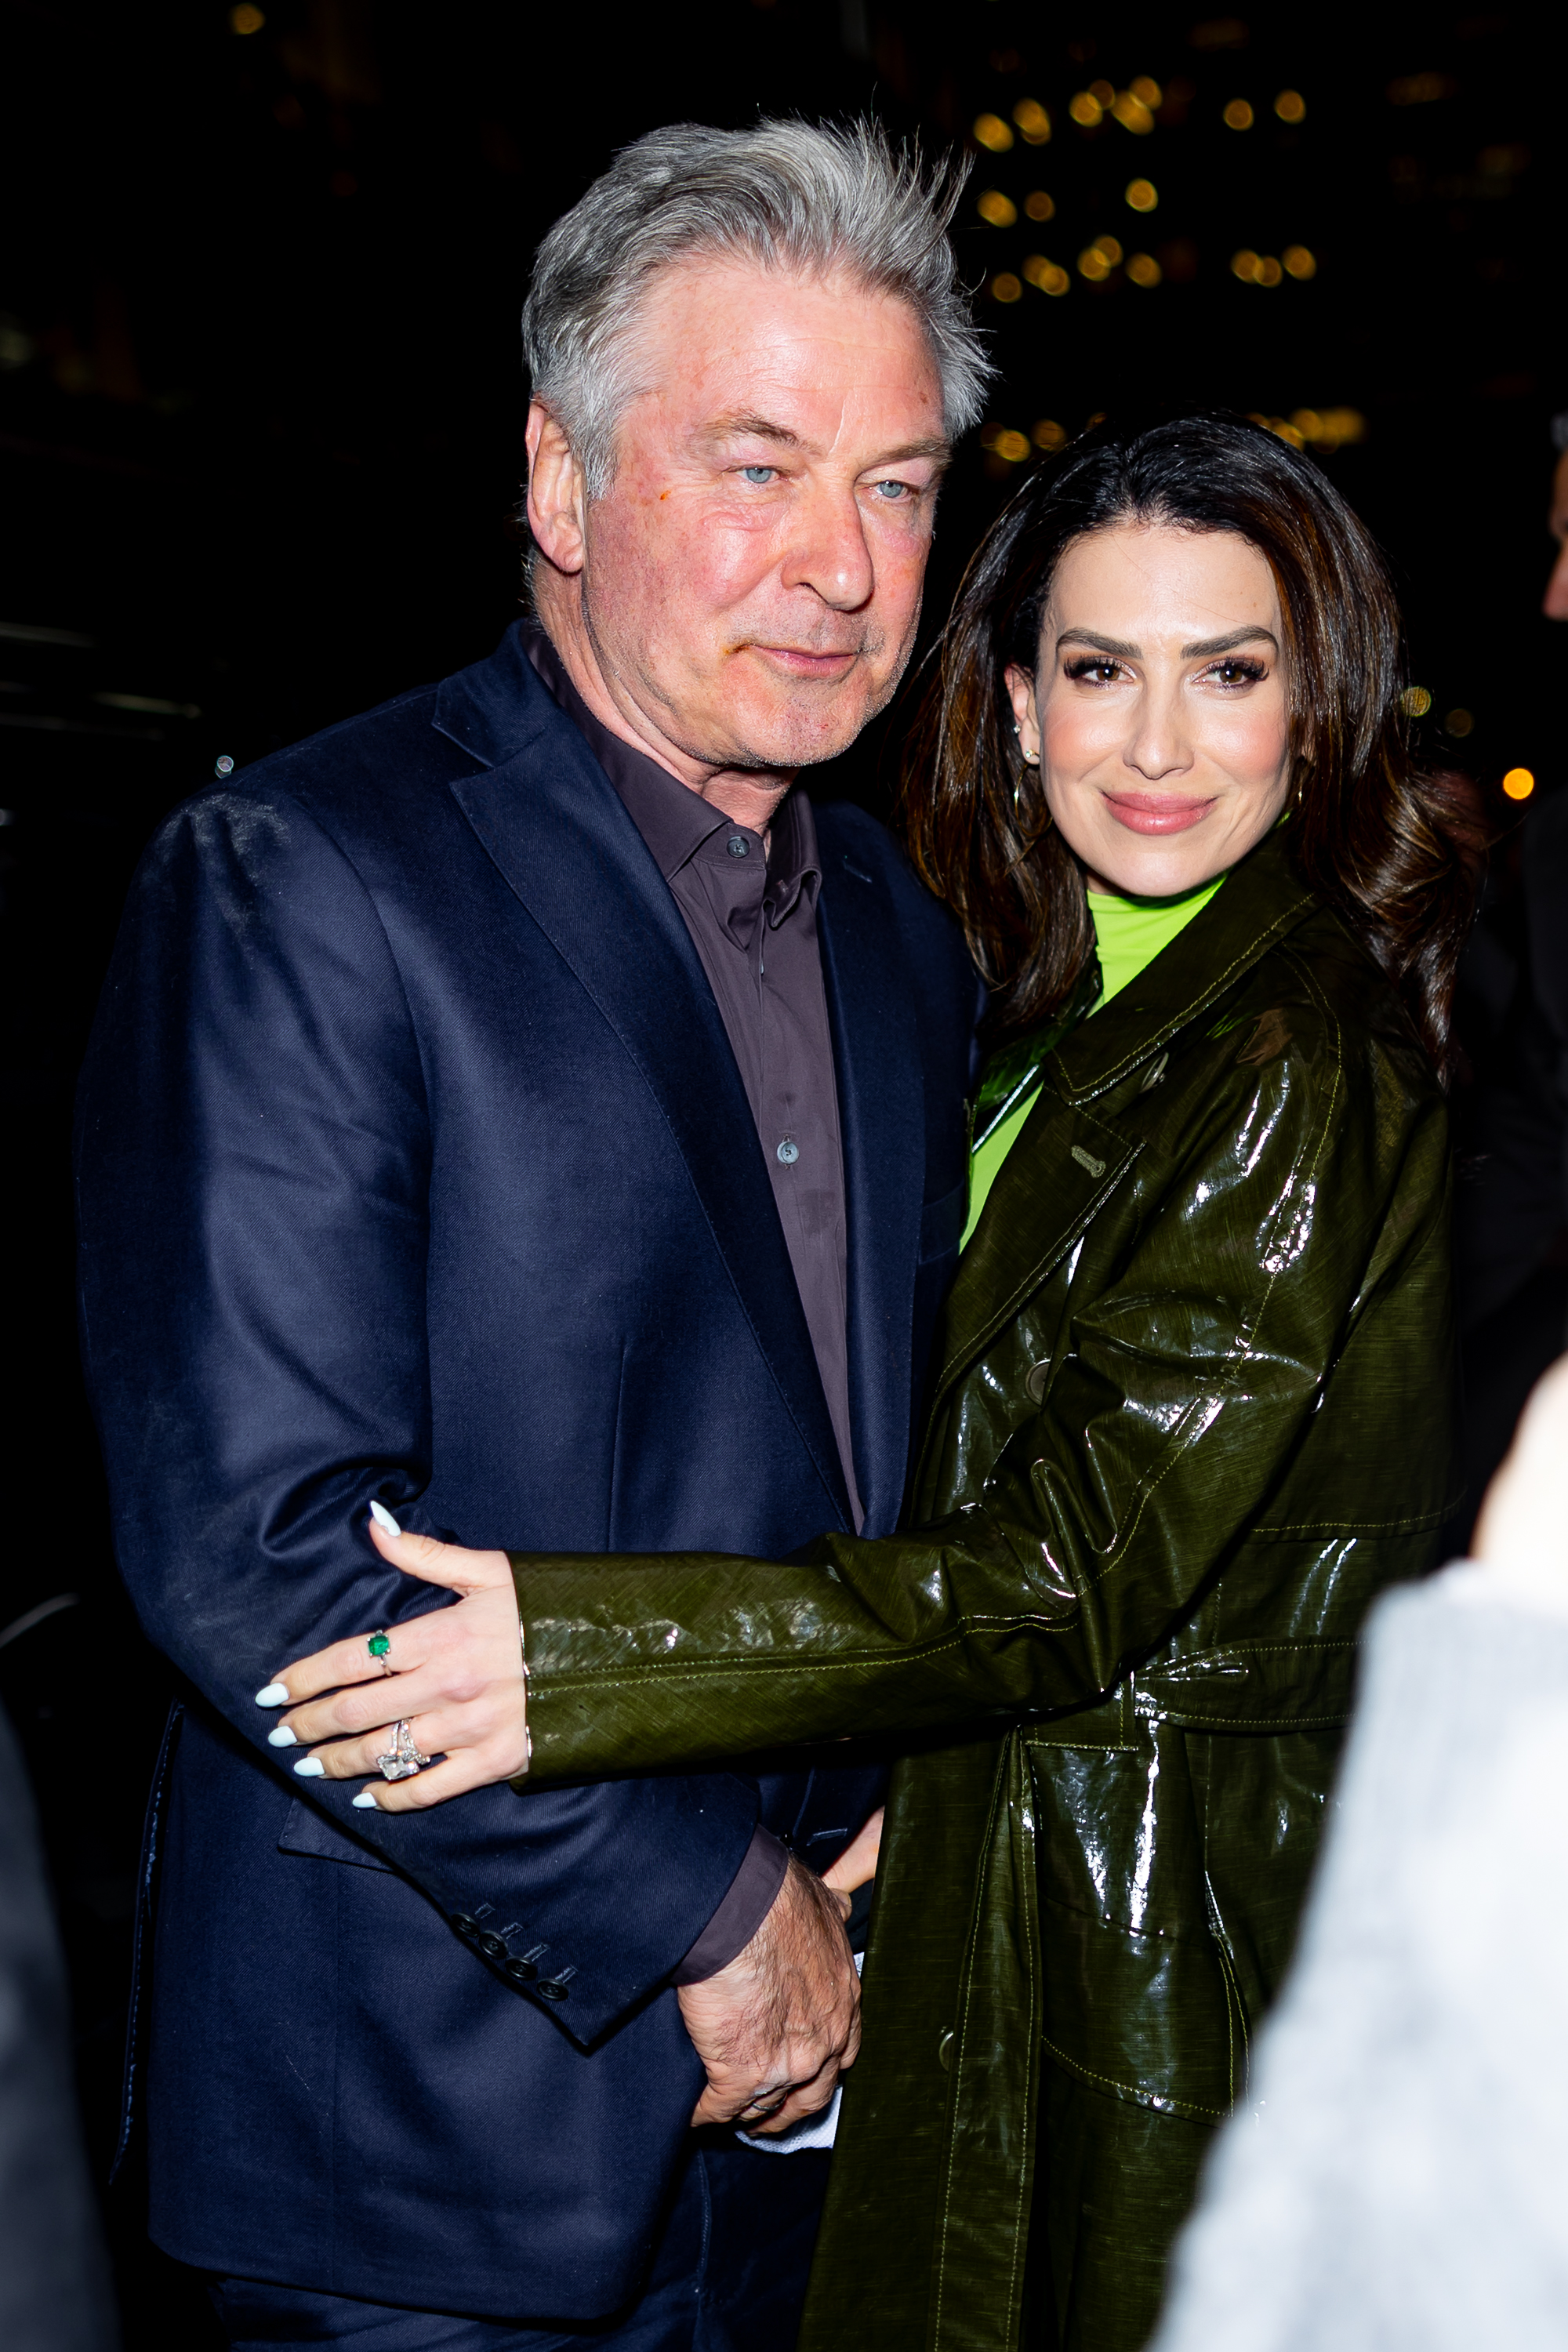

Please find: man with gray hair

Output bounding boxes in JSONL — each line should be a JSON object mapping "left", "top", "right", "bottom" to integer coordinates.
{"left": 75, "top": 119, "right": 988, "bottom": 2349}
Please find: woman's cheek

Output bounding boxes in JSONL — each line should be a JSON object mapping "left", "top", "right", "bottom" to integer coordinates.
{"left": 1206, "top": 699, "right": 1291, "bottom": 793}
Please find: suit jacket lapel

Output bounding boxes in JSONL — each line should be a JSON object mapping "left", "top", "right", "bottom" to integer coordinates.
{"left": 815, "top": 817, "right": 926, "bottom": 1535}
{"left": 436, "top": 633, "right": 851, "bottom": 1530}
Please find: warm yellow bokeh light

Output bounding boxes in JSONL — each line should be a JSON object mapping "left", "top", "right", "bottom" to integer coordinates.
{"left": 1503, "top": 768, "right": 1536, "bottom": 800}
{"left": 1223, "top": 98, "right": 1254, "bottom": 130}
{"left": 1110, "top": 91, "right": 1155, "bottom": 134}
{"left": 1024, "top": 190, "right": 1056, "bottom": 220}
{"left": 1033, "top": 419, "right": 1068, "bottom": 451}
{"left": 995, "top": 429, "right": 1032, "bottom": 463}
{"left": 230, "top": 1, "right": 265, "bottom": 28}
{"left": 1274, "top": 89, "right": 1306, "bottom": 123}
{"left": 1089, "top": 80, "right": 1116, "bottom": 106}
{"left": 991, "top": 274, "right": 1023, "bottom": 304}
{"left": 977, "top": 189, "right": 1018, "bottom": 228}
{"left": 1014, "top": 98, "right": 1051, "bottom": 143}
{"left": 1255, "top": 256, "right": 1283, "bottom": 286}
{"left": 1069, "top": 91, "right": 1104, "bottom": 127}
{"left": 1125, "top": 178, "right": 1158, "bottom": 212}
{"left": 1126, "top": 252, "right": 1163, "bottom": 287}
{"left": 1400, "top": 687, "right": 1433, "bottom": 718}
{"left": 1129, "top": 76, "right": 1163, "bottom": 109}
{"left": 1079, "top": 247, "right": 1111, "bottom": 281}
{"left": 1283, "top": 245, "right": 1317, "bottom": 279}
{"left": 1231, "top": 249, "right": 1261, "bottom": 281}
{"left": 1446, "top": 709, "right": 1475, "bottom": 738}
{"left": 1022, "top": 254, "right": 1071, "bottom": 295}
{"left": 973, "top": 114, "right": 1014, "bottom": 153}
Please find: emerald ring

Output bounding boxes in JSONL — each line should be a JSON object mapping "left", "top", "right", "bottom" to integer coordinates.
{"left": 368, "top": 1630, "right": 394, "bottom": 1676}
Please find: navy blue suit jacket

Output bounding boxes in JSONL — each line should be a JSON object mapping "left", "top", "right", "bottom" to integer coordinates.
{"left": 75, "top": 626, "right": 982, "bottom": 2319}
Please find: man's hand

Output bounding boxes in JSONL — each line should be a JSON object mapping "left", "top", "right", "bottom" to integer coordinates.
{"left": 256, "top": 1515, "right": 528, "bottom": 1811}
{"left": 679, "top": 1854, "right": 862, "bottom": 2135}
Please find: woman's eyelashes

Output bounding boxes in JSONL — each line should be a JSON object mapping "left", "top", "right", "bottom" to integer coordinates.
{"left": 1062, "top": 653, "right": 1270, "bottom": 689}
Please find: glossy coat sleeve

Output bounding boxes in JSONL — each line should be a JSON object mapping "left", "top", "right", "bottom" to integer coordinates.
{"left": 516, "top": 1024, "right": 1440, "bottom": 1777}
{"left": 74, "top": 789, "right": 759, "bottom": 2042}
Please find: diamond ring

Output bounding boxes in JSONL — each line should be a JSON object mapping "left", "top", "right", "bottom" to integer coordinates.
{"left": 376, "top": 1719, "right": 430, "bottom": 1782}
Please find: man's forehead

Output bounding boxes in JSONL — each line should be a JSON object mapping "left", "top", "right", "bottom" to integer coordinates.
{"left": 633, "top": 255, "right": 943, "bottom": 412}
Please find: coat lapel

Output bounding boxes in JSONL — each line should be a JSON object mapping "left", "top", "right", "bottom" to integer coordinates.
{"left": 815, "top": 816, "right": 927, "bottom": 1535}
{"left": 435, "top": 632, "right": 852, "bottom": 1529}
{"left": 931, "top": 833, "right": 1319, "bottom": 1410}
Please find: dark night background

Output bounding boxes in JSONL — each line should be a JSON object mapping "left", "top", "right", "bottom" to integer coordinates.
{"left": 2, "top": 4, "right": 1563, "bottom": 2343}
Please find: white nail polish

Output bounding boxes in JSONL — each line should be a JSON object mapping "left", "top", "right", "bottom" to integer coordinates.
{"left": 267, "top": 1726, "right": 299, "bottom": 1748}
{"left": 369, "top": 1500, "right": 401, "bottom": 1536}
{"left": 351, "top": 1789, "right": 380, "bottom": 1809}
{"left": 255, "top": 1682, "right": 290, "bottom": 1708}
{"left": 293, "top": 1756, "right": 325, "bottom": 1777}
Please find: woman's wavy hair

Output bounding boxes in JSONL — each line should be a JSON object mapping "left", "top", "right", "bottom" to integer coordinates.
{"left": 900, "top": 412, "right": 1483, "bottom": 1076}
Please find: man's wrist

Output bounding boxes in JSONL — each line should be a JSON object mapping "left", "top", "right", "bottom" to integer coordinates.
{"left": 671, "top": 1826, "right": 789, "bottom": 1984}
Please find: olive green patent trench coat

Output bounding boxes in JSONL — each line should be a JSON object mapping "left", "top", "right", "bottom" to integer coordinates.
{"left": 516, "top": 833, "right": 1457, "bottom": 2352}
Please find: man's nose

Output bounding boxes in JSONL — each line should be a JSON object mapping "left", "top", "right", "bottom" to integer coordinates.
{"left": 780, "top": 485, "right": 876, "bottom": 611}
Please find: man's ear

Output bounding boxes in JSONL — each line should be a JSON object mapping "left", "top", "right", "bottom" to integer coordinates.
{"left": 525, "top": 401, "right": 587, "bottom": 577}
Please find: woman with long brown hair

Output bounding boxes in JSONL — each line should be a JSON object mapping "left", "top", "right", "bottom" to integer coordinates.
{"left": 270, "top": 414, "right": 1481, "bottom": 2351}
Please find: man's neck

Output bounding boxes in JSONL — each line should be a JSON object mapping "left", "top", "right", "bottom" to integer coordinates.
{"left": 531, "top": 573, "right": 795, "bottom": 834}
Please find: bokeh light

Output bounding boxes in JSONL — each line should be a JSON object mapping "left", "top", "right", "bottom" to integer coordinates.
{"left": 1069, "top": 91, "right": 1104, "bottom": 127}
{"left": 1013, "top": 98, "right": 1051, "bottom": 144}
{"left": 1080, "top": 246, "right": 1111, "bottom": 281}
{"left": 1503, "top": 768, "right": 1536, "bottom": 800}
{"left": 1022, "top": 254, "right": 1071, "bottom": 295}
{"left": 1231, "top": 249, "right": 1261, "bottom": 281}
{"left": 973, "top": 114, "right": 1014, "bottom": 152}
{"left": 1126, "top": 252, "right": 1163, "bottom": 287}
{"left": 1024, "top": 191, "right": 1056, "bottom": 220}
{"left": 1033, "top": 419, "right": 1069, "bottom": 451}
{"left": 1255, "top": 255, "right": 1283, "bottom": 286}
{"left": 230, "top": 2, "right": 266, "bottom": 28}
{"left": 1110, "top": 90, "right": 1156, "bottom": 135}
{"left": 1125, "top": 178, "right": 1158, "bottom": 212}
{"left": 991, "top": 273, "right": 1023, "bottom": 304}
{"left": 1446, "top": 710, "right": 1475, "bottom": 738}
{"left": 1283, "top": 245, "right": 1317, "bottom": 279}
{"left": 1399, "top": 687, "right": 1433, "bottom": 717}
{"left": 977, "top": 190, "right": 1018, "bottom": 228}
{"left": 1223, "top": 98, "right": 1255, "bottom": 130}
{"left": 1129, "top": 76, "right": 1163, "bottom": 109}
{"left": 979, "top": 425, "right": 1032, "bottom": 462}
{"left": 1274, "top": 89, "right": 1307, "bottom": 123}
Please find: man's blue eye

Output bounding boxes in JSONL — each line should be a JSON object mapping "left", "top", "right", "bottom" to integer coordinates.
{"left": 742, "top": 466, "right": 775, "bottom": 485}
{"left": 874, "top": 480, "right": 910, "bottom": 499}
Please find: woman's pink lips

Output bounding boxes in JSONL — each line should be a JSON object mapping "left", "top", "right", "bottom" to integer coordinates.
{"left": 1102, "top": 791, "right": 1216, "bottom": 836}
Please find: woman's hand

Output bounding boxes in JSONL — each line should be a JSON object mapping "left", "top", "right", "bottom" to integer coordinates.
{"left": 255, "top": 1513, "right": 528, "bottom": 1812}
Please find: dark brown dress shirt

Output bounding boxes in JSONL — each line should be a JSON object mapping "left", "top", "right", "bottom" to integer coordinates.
{"left": 524, "top": 622, "right": 866, "bottom": 1977}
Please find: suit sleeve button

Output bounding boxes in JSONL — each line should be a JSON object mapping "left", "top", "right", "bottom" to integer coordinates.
{"left": 504, "top": 1956, "right": 538, "bottom": 1985}
{"left": 451, "top": 1915, "right": 481, "bottom": 1940}
{"left": 477, "top": 1932, "right": 507, "bottom": 1960}
{"left": 535, "top": 1979, "right": 570, "bottom": 2001}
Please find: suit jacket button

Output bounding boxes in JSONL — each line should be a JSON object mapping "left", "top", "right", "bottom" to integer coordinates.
{"left": 477, "top": 1932, "right": 507, "bottom": 1960}
{"left": 536, "top": 1978, "right": 570, "bottom": 2001}
{"left": 451, "top": 1915, "right": 481, "bottom": 1940}
{"left": 1025, "top": 1363, "right": 1049, "bottom": 1403}
{"left": 504, "top": 1956, "right": 538, "bottom": 1985}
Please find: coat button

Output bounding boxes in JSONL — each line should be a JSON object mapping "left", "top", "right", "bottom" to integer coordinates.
{"left": 504, "top": 1956, "right": 538, "bottom": 1985}
{"left": 726, "top": 834, "right": 750, "bottom": 858}
{"left": 536, "top": 1978, "right": 571, "bottom": 2002}
{"left": 476, "top": 1931, "right": 507, "bottom": 1960}
{"left": 451, "top": 1915, "right": 481, "bottom": 1940}
{"left": 776, "top": 1138, "right": 800, "bottom": 1165}
{"left": 1025, "top": 1362, "right": 1049, "bottom": 1403}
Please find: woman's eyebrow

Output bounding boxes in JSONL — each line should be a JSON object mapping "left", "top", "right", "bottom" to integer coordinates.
{"left": 1055, "top": 628, "right": 1141, "bottom": 657}
{"left": 1181, "top": 626, "right": 1280, "bottom": 657}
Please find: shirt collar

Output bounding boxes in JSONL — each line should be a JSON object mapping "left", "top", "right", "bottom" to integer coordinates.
{"left": 521, "top": 619, "right": 819, "bottom": 919}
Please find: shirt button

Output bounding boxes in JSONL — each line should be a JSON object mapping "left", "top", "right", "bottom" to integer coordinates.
{"left": 726, "top": 835, "right": 750, "bottom": 858}
{"left": 776, "top": 1138, "right": 800, "bottom": 1165}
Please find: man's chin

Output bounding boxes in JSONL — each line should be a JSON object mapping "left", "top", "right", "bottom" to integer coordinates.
{"left": 711, "top": 684, "right": 891, "bottom": 775}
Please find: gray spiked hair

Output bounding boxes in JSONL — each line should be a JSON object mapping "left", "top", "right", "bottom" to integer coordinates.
{"left": 521, "top": 117, "right": 991, "bottom": 495}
